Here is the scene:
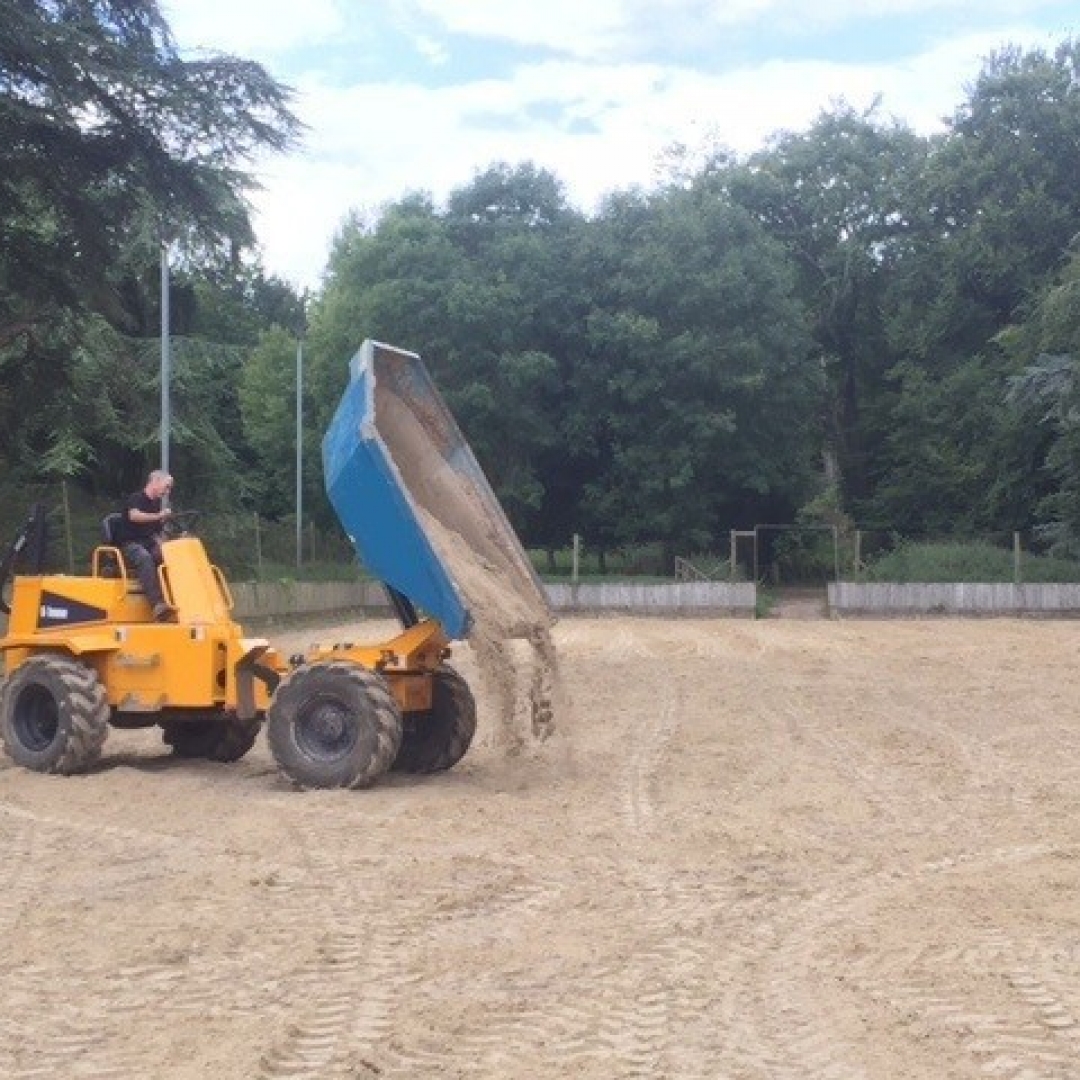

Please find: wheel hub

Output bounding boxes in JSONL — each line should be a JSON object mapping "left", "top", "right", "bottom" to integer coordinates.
{"left": 14, "top": 685, "right": 60, "bottom": 751}
{"left": 296, "top": 696, "right": 356, "bottom": 760}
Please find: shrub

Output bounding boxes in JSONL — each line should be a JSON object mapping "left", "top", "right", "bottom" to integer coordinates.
{"left": 864, "top": 541, "right": 1080, "bottom": 583}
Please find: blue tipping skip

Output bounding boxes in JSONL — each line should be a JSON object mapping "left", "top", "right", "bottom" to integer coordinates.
{"left": 321, "top": 346, "right": 471, "bottom": 639}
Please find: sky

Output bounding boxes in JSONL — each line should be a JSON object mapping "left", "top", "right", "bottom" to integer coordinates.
{"left": 161, "top": 0, "right": 1077, "bottom": 290}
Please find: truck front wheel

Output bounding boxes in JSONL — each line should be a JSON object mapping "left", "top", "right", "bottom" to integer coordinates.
{"left": 267, "top": 662, "right": 402, "bottom": 789}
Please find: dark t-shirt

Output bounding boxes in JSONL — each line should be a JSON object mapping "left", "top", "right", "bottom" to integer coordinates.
{"left": 116, "top": 491, "right": 162, "bottom": 549}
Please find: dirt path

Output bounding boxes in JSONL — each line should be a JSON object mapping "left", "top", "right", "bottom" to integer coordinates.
{"left": 769, "top": 586, "right": 829, "bottom": 618}
{"left": 2, "top": 616, "right": 1080, "bottom": 1078}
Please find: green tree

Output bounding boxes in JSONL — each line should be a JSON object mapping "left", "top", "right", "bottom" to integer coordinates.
{"left": 721, "top": 104, "right": 928, "bottom": 511}
{"left": 190, "top": 268, "right": 306, "bottom": 347}
{"left": 870, "top": 39, "right": 1080, "bottom": 534}
{"left": 0, "top": 0, "right": 301, "bottom": 490}
{"left": 581, "top": 184, "right": 817, "bottom": 564}
{"left": 1, "top": 0, "right": 300, "bottom": 337}
{"left": 311, "top": 167, "right": 589, "bottom": 542}
{"left": 239, "top": 326, "right": 309, "bottom": 518}
{"left": 1001, "top": 252, "right": 1080, "bottom": 551}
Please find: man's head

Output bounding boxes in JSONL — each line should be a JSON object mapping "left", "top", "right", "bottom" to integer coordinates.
{"left": 145, "top": 470, "right": 174, "bottom": 499}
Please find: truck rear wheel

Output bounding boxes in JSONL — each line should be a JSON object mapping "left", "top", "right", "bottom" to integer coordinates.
{"left": 162, "top": 710, "right": 262, "bottom": 762}
{"left": 0, "top": 656, "right": 109, "bottom": 774}
{"left": 393, "top": 666, "right": 476, "bottom": 773}
{"left": 267, "top": 662, "right": 402, "bottom": 789}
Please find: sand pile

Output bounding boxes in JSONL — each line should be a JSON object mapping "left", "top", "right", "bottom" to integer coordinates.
{"left": 374, "top": 377, "right": 560, "bottom": 751}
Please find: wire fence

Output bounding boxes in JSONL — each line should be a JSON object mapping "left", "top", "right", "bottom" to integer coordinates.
{"left": 536, "top": 529, "right": 1080, "bottom": 585}
{"left": 689, "top": 529, "right": 1080, "bottom": 585}
{"left": 0, "top": 483, "right": 360, "bottom": 582}
{"left": 5, "top": 481, "right": 1080, "bottom": 586}
{"left": 524, "top": 531, "right": 1079, "bottom": 585}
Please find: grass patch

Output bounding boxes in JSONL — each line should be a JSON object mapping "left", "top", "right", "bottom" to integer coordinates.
{"left": 864, "top": 541, "right": 1080, "bottom": 583}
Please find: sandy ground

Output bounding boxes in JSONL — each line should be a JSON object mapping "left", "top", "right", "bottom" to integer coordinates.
{"left": 2, "top": 614, "right": 1080, "bottom": 1079}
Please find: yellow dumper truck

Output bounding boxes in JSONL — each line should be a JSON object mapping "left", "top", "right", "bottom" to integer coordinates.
{"left": 0, "top": 340, "right": 550, "bottom": 788}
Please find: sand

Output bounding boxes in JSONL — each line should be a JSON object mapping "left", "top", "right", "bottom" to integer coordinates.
{"left": 2, "top": 615, "right": 1080, "bottom": 1078}
{"left": 373, "top": 378, "right": 559, "bottom": 749}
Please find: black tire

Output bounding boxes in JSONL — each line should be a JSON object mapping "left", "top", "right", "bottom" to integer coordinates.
{"left": 161, "top": 709, "right": 262, "bottom": 762}
{"left": 267, "top": 662, "right": 402, "bottom": 789}
{"left": 0, "top": 655, "right": 109, "bottom": 774}
{"left": 393, "top": 666, "right": 477, "bottom": 774}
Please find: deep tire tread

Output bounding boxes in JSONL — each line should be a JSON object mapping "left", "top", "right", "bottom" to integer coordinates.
{"left": 267, "top": 661, "right": 402, "bottom": 790}
{"left": 0, "top": 655, "right": 109, "bottom": 774}
{"left": 162, "top": 710, "right": 262, "bottom": 762}
{"left": 393, "top": 666, "right": 477, "bottom": 774}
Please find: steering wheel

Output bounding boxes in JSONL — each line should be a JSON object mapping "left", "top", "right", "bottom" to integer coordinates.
{"left": 161, "top": 509, "right": 201, "bottom": 540}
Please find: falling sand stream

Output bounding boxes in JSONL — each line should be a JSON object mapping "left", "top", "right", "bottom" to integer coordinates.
{"left": 373, "top": 375, "right": 560, "bottom": 752}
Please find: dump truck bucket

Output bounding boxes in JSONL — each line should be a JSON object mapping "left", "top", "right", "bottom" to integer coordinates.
{"left": 322, "top": 339, "right": 551, "bottom": 642}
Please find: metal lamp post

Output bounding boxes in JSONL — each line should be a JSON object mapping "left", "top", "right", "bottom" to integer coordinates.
{"left": 160, "top": 239, "right": 171, "bottom": 476}
{"left": 296, "top": 335, "right": 303, "bottom": 568}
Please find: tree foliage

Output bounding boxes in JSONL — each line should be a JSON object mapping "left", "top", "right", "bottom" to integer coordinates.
{"left": 0, "top": 0, "right": 301, "bottom": 497}
{"left": 1002, "top": 251, "right": 1080, "bottom": 551}
{"left": 722, "top": 105, "right": 927, "bottom": 508}
{"left": 5, "top": 23, "right": 1080, "bottom": 570}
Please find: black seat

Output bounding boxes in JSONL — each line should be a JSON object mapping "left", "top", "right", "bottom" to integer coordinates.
{"left": 102, "top": 513, "right": 123, "bottom": 546}
{"left": 100, "top": 513, "right": 124, "bottom": 577}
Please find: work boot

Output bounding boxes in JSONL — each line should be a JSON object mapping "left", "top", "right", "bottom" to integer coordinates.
{"left": 153, "top": 602, "right": 177, "bottom": 623}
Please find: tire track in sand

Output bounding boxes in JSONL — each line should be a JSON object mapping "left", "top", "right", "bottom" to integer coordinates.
{"left": 347, "top": 628, "right": 682, "bottom": 1078}
{"left": 494, "top": 679, "right": 728, "bottom": 1079}
{"left": 254, "top": 816, "right": 571, "bottom": 1080}
{"left": 737, "top": 844, "right": 1061, "bottom": 1080}
{"left": 0, "top": 815, "right": 40, "bottom": 1078}
{"left": 841, "top": 913, "right": 1080, "bottom": 1079}
{"left": 360, "top": 863, "right": 570, "bottom": 1078}
{"left": 0, "top": 798, "right": 394, "bottom": 1079}
{"left": 0, "top": 803, "right": 176, "bottom": 1080}
{"left": 731, "top": 680, "right": 1070, "bottom": 1078}
{"left": 367, "top": 673, "right": 725, "bottom": 1079}
{"left": 256, "top": 836, "right": 398, "bottom": 1080}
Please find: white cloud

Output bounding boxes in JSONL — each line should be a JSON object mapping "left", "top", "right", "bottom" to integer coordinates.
{"left": 410, "top": 0, "right": 627, "bottom": 57}
{"left": 158, "top": 0, "right": 1073, "bottom": 286}
{"left": 408, "top": 0, "right": 1071, "bottom": 54}
{"left": 255, "top": 24, "right": 1059, "bottom": 286}
{"left": 414, "top": 35, "right": 450, "bottom": 65}
{"left": 160, "top": 0, "right": 345, "bottom": 55}
{"left": 161, "top": 0, "right": 1073, "bottom": 62}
